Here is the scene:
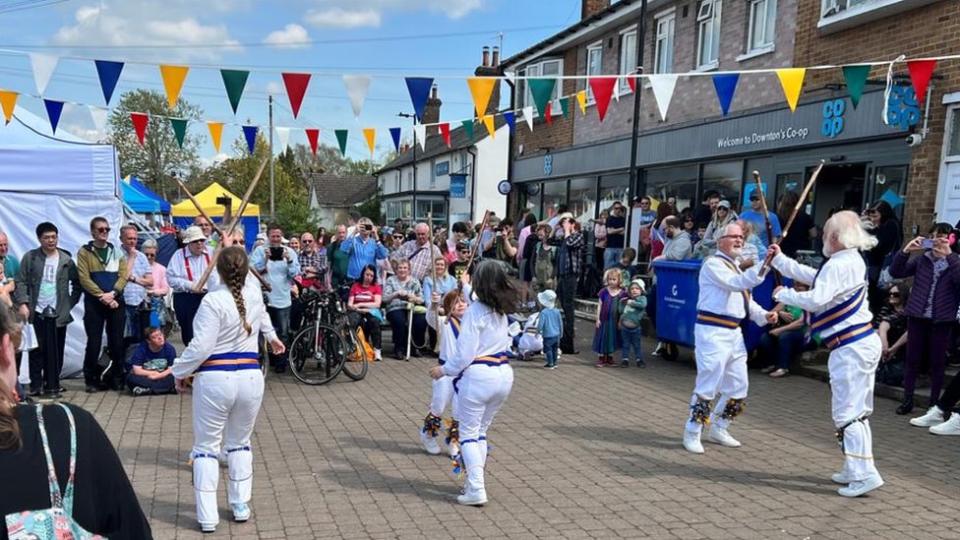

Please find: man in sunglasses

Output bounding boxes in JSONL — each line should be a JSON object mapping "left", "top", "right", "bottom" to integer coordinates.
{"left": 739, "top": 190, "right": 782, "bottom": 249}
{"left": 76, "top": 216, "right": 129, "bottom": 393}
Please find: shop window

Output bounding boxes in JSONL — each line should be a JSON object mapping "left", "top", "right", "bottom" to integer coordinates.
{"left": 702, "top": 160, "right": 743, "bottom": 211}
{"left": 644, "top": 165, "right": 698, "bottom": 214}
{"left": 524, "top": 183, "right": 543, "bottom": 220}
{"left": 873, "top": 165, "right": 908, "bottom": 218}
{"left": 569, "top": 177, "right": 598, "bottom": 227}
{"left": 542, "top": 180, "right": 568, "bottom": 222}
{"left": 599, "top": 174, "right": 630, "bottom": 215}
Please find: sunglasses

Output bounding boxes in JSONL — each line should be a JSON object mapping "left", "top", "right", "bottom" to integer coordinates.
{"left": 393, "top": 235, "right": 404, "bottom": 239}
{"left": 750, "top": 198, "right": 760, "bottom": 202}
{"left": 889, "top": 291, "right": 900, "bottom": 297}
{"left": 717, "top": 208, "right": 728, "bottom": 212}
{"left": 302, "top": 239, "right": 313, "bottom": 244}
{"left": 144, "top": 253, "right": 156, "bottom": 258}
{"left": 96, "top": 227, "right": 111, "bottom": 233}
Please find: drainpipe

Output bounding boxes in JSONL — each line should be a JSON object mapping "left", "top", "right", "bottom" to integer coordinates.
{"left": 625, "top": 0, "right": 648, "bottom": 248}
{"left": 467, "top": 146, "right": 478, "bottom": 223}
{"left": 505, "top": 76, "right": 517, "bottom": 218}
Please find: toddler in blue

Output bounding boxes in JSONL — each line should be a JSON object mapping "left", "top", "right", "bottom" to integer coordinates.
{"left": 536, "top": 290, "right": 563, "bottom": 369}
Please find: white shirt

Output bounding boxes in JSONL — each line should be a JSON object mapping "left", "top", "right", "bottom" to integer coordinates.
{"left": 438, "top": 316, "right": 461, "bottom": 365}
{"left": 172, "top": 286, "right": 277, "bottom": 378}
{"left": 772, "top": 248, "right": 872, "bottom": 337}
{"left": 166, "top": 246, "right": 220, "bottom": 293}
{"left": 696, "top": 253, "right": 769, "bottom": 326}
{"left": 441, "top": 301, "right": 512, "bottom": 378}
{"left": 35, "top": 253, "right": 58, "bottom": 311}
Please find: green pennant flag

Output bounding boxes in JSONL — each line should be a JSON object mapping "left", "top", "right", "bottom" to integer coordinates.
{"left": 220, "top": 69, "right": 249, "bottom": 114}
{"left": 842, "top": 65, "right": 871, "bottom": 109}
{"left": 560, "top": 97, "right": 570, "bottom": 118}
{"left": 169, "top": 118, "right": 188, "bottom": 148}
{"left": 461, "top": 119, "right": 474, "bottom": 140}
{"left": 528, "top": 78, "right": 556, "bottom": 117}
{"left": 335, "top": 129, "right": 349, "bottom": 156}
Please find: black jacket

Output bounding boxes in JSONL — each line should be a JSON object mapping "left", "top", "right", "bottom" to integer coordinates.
{"left": 13, "top": 248, "right": 81, "bottom": 327}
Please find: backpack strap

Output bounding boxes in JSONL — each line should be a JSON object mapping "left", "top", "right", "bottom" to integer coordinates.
{"left": 34, "top": 404, "right": 78, "bottom": 515}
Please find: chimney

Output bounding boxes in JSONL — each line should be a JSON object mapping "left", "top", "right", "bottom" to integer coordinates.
{"left": 473, "top": 46, "right": 502, "bottom": 119}
{"left": 422, "top": 83, "right": 442, "bottom": 128}
{"left": 581, "top": 0, "right": 610, "bottom": 19}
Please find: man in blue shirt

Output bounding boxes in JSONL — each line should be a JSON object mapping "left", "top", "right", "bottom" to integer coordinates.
{"left": 340, "top": 218, "right": 388, "bottom": 281}
{"left": 739, "top": 190, "right": 782, "bottom": 248}
{"left": 251, "top": 225, "right": 301, "bottom": 373}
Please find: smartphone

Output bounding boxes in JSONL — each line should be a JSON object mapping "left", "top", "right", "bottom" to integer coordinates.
{"left": 921, "top": 239, "right": 935, "bottom": 250}
{"left": 269, "top": 246, "right": 284, "bottom": 260}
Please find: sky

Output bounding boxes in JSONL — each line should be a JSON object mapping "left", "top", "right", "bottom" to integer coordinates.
{"left": 0, "top": 0, "right": 585, "bottom": 163}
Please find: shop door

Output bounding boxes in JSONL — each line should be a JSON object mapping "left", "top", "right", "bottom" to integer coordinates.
{"left": 810, "top": 163, "right": 867, "bottom": 226}
{"left": 866, "top": 165, "right": 908, "bottom": 220}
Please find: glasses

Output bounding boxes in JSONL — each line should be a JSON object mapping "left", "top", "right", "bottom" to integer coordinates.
{"left": 889, "top": 291, "right": 900, "bottom": 297}
{"left": 96, "top": 227, "right": 111, "bottom": 233}
{"left": 144, "top": 253, "right": 156, "bottom": 259}
{"left": 749, "top": 198, "right": 760, "bottom": 202}
{"left": 302, "top": 239, "right": 313, "bottom": 244}
{"left": 721, "top": 234, "right": 744, "bottom": 240}
{"left": 717, "top": 208, "right": 728, "bottom": 212}
{"left": 393, "top": 235, "right": 404, "bottom": 239}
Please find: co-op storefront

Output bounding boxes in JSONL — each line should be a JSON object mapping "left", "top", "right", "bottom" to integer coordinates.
{"left": 513, "top": 90, "right": 912, "bottom": 236}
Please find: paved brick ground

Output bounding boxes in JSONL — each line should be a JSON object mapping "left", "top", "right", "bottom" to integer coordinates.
{"left": 62, "top": 321, "right": 960, "bottom": 539}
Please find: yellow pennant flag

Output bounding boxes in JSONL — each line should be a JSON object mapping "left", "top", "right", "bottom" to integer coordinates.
{"left": 776, "top": 68, "right": 806, "bottom": 113}
{"left": 207, "top": 121, "right": 224, "bottom": 153}
{"left": 482, "top": 114, "right": 496, "bottom": 139}
{"left": 576, "top": 90, "right": 587, "bottom": 114}
{"left": 362, "top": 128, "right": 376, "bottom": 157}
{"left": 466, "top": 77, "right": 497, "bottom": 119}
{"left": 0, "top": 90, "right": 18, "bottom": 124}
{"left": 159, "top": 65, "right": 190, "bottom": 109}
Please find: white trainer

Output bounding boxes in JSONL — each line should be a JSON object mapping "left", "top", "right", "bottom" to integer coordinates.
{"left": 447, "top": 440, "right": 460, "bottom": 458}
{"left": 457, "top": 490, "right": 488, "bottom": 506}
{"left": 231, "top": 503, "right": 250, "bottom": 523}
{"left": 682, "top": 429, "right": 704, "bottom": 454}
{"left": 706, "top": 426, "right": 742, "bottom": 448}
{"left": 199, "top": 522, "right": 217, "bottom": 534}
{"left": 420, "top": 428, "right": 441, "bottom": 455}
{"left": 831, "top": 471, "right": 851, "bottom": 484}
{"left": 909, "top": 406, "right": 946, "bottom": 427}
{"left": 929, "top": 414, "right": 960, "bottom": 435}
{"left": 837, "top": 473, "right": 884, "bottom": 497}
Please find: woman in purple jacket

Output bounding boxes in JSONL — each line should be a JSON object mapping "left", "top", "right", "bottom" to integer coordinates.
{"left": 889, "top": 223, "right": 960, "bottom": 415}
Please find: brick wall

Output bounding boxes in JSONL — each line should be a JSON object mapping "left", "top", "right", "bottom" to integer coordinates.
{"left": 513, "top": 47, "right": 578, "bottom": 156}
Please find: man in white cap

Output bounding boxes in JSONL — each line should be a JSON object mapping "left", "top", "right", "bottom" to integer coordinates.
{"left": 167, "top": 226, "right": 219, "bottom": 346}
{"left": 766, "top": 211, "right": 884, "bottom": 497}
{"left": 683, "top": 222, "right": 775, "bottom": 454}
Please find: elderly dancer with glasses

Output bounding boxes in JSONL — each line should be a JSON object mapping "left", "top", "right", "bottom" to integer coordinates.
{"left": 168, "top": 226, "right": 219, "bottom": 346}
{"left": 682, "top": 223, "right": 775, "bottom": 454}
{"left": 766, "top": 211, "right": 884, "bottom": 497}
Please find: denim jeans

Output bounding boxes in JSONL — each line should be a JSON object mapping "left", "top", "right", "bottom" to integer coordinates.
{"left": 386, "top": 309, "right": 427, "bottom": 356}
{"left": 543, "top": 336, "right": 560, "bottom": 366}
{"left": 759, "top": 329, "right": 804, "bottom": 370}
{"left": 267, "top": 306, "right": 291, "bottom": 367}
{"left": 603, "top": 248, "right": 624, "bottom": 270}
{"left": 621, "top": 326, "right": 642, "bottom": 363}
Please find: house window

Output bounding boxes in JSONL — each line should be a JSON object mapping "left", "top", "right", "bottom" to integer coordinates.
{"left": 654, "top": 11, "right": 675, "bottom": 74}
{"left": 747, "top": 0, "right": 776, "bottom": 53}
{"left": 520, "top": 58, "right": 563, "bottom": 111}
{"left": 585, "top": 41, "right": 603, "bottom": 103}
{"left": 619, "top": 28, "right": 638, "bottom": 94}
{"left": 696, "top": 0, "right": 722, "bottom": 70}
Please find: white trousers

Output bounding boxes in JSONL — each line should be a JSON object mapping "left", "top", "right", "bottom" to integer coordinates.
{"left": 457, "top": 364, "right": 513, "bottom": 494}
{"left": 191, "top": 370, "right": 265, "bottom": 526}
{"left": 829, "top": 333, "right": 881, "bottom": 481}
{"left": 429, "top": 375, "right": 459, "bottom": 419}
{"left": 687, "top": 324, "right": 749, "bottom": 432}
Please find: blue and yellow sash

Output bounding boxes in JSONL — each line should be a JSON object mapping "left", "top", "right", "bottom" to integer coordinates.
{"left": 196, "top": 352, "right": 260, "bottom": 372}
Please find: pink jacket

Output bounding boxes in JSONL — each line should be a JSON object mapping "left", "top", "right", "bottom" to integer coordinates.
{"left": 148, "top": 262, "right": 170, "bottom": 296}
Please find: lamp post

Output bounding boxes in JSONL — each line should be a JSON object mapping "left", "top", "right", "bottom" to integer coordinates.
{"left": 398, "top": 112, "right": 418, "bottom": 227}
{"left": 626, "top": 0, "right": 648, "bottom": 248}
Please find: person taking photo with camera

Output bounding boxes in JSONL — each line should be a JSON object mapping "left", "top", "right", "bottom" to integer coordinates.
{"left": 251, "top": 225, "right": 301, "bottom": 373}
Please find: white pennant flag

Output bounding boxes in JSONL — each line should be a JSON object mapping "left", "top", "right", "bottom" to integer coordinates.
{"left": 88, "top": 105, "right": 108, "bottom": 134}
{"left": 503, "top": 70, "right": 517, "bottom": 85}
{"left": 342, "top": 75, "right": 372, "bottom": 119}
{"left": 648, "top": 74, "right": 679, "bottom": 121}
{"left": 412, "top": 123, "right": 427, "bottom": 151}
{"left": 29, "top": 53, "right": 59, "bottom": 95}
{"left": 522, "top": 106, "right": 535, "bottom": 131}
{"left": 275, "top": 127, "right": 291, "bottom": 152}
{"left": 613, "top": 80, "right": 621, "bottom": 102}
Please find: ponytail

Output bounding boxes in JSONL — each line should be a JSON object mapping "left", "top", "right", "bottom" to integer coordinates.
{"left": 217, "top": 247, "right": 253, "bottom": 336}
{"left": 0, "top": 378, "right": 19, "bottom": 451}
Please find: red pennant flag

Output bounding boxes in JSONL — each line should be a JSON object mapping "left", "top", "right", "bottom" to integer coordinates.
{"left": 907, "top": 59, "right": 937, "bottom": 106}
{"left": 305, "top": 128, "right": 319, "bottom": 155}
{"left": 130, "top": 112, "right": 148, "bottom": 146}
{"left": 282, "top": 72, "right": 311, "bottom": 118}
{"left": 545, "top": 101, "right": 553, "bottom": 125}
{"left": 589, "top": 77, "right": 617, "bottom": 122}
{"left": 626, "top": 76, "right": 636, "bottom": 93}
{"left": 439, "top": 123, "right": 451, "bottom": 147}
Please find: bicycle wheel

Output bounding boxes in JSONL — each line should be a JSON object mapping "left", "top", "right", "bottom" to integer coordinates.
{"left": 289, "top": 323, "right": 345, "bottom": 385}
{"left": 339, "top": 327, "right": 369, "bottom": 381}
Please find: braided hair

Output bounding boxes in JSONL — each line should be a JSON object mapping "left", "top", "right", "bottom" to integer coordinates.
{"left": 217, "top": 246, "right": 252, "bottom": 335}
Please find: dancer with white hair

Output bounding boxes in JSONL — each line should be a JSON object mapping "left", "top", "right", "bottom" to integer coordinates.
{"left": 766, "top": 210, "right": 884, "bottom": 497}
{"left": 683, "top": 223, "right": 775, "bottom": 454}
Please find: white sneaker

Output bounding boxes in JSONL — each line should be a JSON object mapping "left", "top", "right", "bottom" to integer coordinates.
{"left": 420, "top": 428, "right": 441, "bottom": 455}
{"left": 200, "top": 522, "right": 217, "bottom": 534}
{"left": 374, "top": 349, "right": 382, "bottom": 361}
{"left": 231, "top": 503, "right": 250, "bottom": 523}
{"left": 682, "top": 429, "right": 704, "bottom": 454}
{"left": 706, "top": 426, "right": 742, "bottom": 448}
{"left": 909, "top": 406, "right": 946, "bottom": 427}
{"left": 837, "top": 473, "right": 884, "bottom": 497}
{"left": 929, "top": 414, "right": 960, "bottom": 435}
{"left": 457, "top": 490, "right": 488, "bottom": 506}
{"left": 831, "top": 471, "right": 851, "bottom": 484}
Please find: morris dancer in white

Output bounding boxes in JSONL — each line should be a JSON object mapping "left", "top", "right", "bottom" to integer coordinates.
{"left": 767, "top": 211, "right": 884, "bottom": 497}
{"left": 683, "top": 223, "right": 775, "bottom": 454}
{"left": 420, "top": 290, "right": 469, "bottom": 458}
{"left": 173, "top": 246, "right": 285, "bottom": 533}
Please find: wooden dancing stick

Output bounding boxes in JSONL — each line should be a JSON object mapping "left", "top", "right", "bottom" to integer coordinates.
{"left": 759, "top": 160, "right": 825, "bottom": 276}
{"left": 752, "top": 170, "right": 781, "bottom": 286}
{"left": 427, "top": 213, "right": 443, "bottom": 354}
{"left": 458, "top": 210, "right": 491, "bottom": 294}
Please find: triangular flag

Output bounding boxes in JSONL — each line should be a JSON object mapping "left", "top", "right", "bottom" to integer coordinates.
{"left": 207, "top": 122, "right": 223, "bottom": 153}
{"left": 545, "top": 102, "right": 553, "bottom": 125}
{"left": 712, "top": 73, "right": 740, "bottom": 116}
{"left": 576, "top": 90, "right": 587, "bottom": 114}
{"left": 504, "top": 111, "right": 516, "bottom": 133}
{"left": 94, "top": 60, "right": 124, "bottom": 106}
{"left": 467, "top": 77, "right": 497, "bottom": 119}
{"left": 439, "top": 123, "right": 451, "bottom": 147}
{"left": 842, "top": 65, "right": 871, "bottom": 109}
{"left": 159, "top": 65, "right": 189, "bottom": 109}
{"left": 88, "top": 106, "right": 108, "bottom": 133}
{"left": 130, "top": 112, "right": 149, "bottom": 146}
{"left": 522, "top": 106, "right": 534, "bottom": 131}
{"left": 282, "top": 72, "right": 312, "bottom": 118}
{"left": 29, "top": 53, "right": 58, "bottom": 95}
{"left": 482, "top": 115, "right": 495, "bottom": 139}
{"left": 169, "top": 118, "right": 188, "bottom": 148}
{"left": 342, "top": 75, "right": 372, "bottom": 118}
{"left": 305, "top": 128, "right": 319, "bottom": 155}
{"left": 43, "top": 99, "right": 63, "bottom": 134}
{"left": 275, "top": 126, "right": 290, "bottom": 152}
{"left": 405, "top": 77, "right": 434, "bottom": 122}
{"left": 560, "top": 98, "right": 570, "bottom": 118}
{"left": 0, "top": 90, "right": 18, "bottom": 124}
{"left": 363, "top": 128, "right": 376, "bottom": 156}
{"left": 389, "top": 127, "right": 401, "bottom": 151}
{"left": 588, "top": 77, "right": 617, "bottom": 122}
{"left": 648, "top": 74, "right": 679, "bottom": 121}
{"left": 528, "top": 78, "right": 556, "bottom": 117}
{"left": 776, "top": 68, "right": 806, "bottom": 112}
{"left": 334, "top": 129, "right": 349, "bottom": 156}
{"left": 242, "top": 125, "right": 258, "bottom": 155}
{"left": 412, "top": 124, "right": 426, "bottom": 150}
{"left": 907, "top": 59, "right": 937, "bottom": 106}
{"left": 613, "top": 80, "right": 621, "bottom": 102}
{"left": 220, "top": 69, "right": 249, "bottom": 114}
{"left": 460, "top": 120, "right": 474, "bottom": 140}
{"left": 626, "top": 75, "right": 637, "bottom": 93}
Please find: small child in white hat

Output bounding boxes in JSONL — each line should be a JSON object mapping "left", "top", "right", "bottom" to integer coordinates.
{"left": 536, "top": 289, "right": 563, "bottom": 369}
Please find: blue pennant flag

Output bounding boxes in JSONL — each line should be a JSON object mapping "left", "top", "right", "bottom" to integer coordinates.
{"left": 503, "top": 111, "right": 516, "bottom": 133}
{"left": 242, "top": 125, "right": 258, "bottom": 155}
{"left": 389, "top": 127, "right": 401, "bottom": 152}
{"left": 879, "top": 188, "right": 904, "bottom": 209}
{"left": 712, "top": 73, "right": 740, "bottom": 116}
{"left": 405, "top": 77, "right": 433, "bottom": 123}
{"left": 43, "top": 99, "right": 64, "bottom": 134}
{"left": 94, "top": 60, "right": 124, "bottom": 106}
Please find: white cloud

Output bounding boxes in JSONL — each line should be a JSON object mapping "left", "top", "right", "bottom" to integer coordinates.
{"left": 304, "top": 0, "right": 481, "bottom": 26}
{"left": 201, "top": 152, "right": 230, "bottom": 167}
{"left": 305, "top": 7, "right": 381, "bottom": 28}
{"left": 263, "top": 23, "right": 311, "bottom": 49}
{"left": 266, "top": 81, "right": 283, "bottom": 95}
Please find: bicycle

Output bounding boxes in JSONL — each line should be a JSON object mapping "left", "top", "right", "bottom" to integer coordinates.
{"left": 288, "top": 288, "right": 369, "bottom": 385}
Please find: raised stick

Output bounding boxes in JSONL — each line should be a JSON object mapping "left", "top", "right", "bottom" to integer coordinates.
{"left": 752, "top": 170, "right": 780, "bottom": 285}
{"left": 759, "top": 160, "right": 825, "bottom": 276}
{"left": 458, "top": 210, "right": 491, "bottom": 295}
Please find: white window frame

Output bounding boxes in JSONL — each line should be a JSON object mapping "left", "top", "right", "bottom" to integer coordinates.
{"left": 585, "top": 41, "right": 603, "bottom": 104}
{"left": 653, "top": 8, "right": 676, "bottom": 75}
{"left": 619, "top": 27, "right": 638, "bottom": 95}
{"left": 819, "top": 0, "right": 939, "bottom": 32}
{"left": 746, "top": 0, "right": 776, "bottom": 54}
{"left": 696, "top": 0, "right": 722, "bottom": 71}
{"left": 520, "top": 58, "right": 564, "bottom": 113}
